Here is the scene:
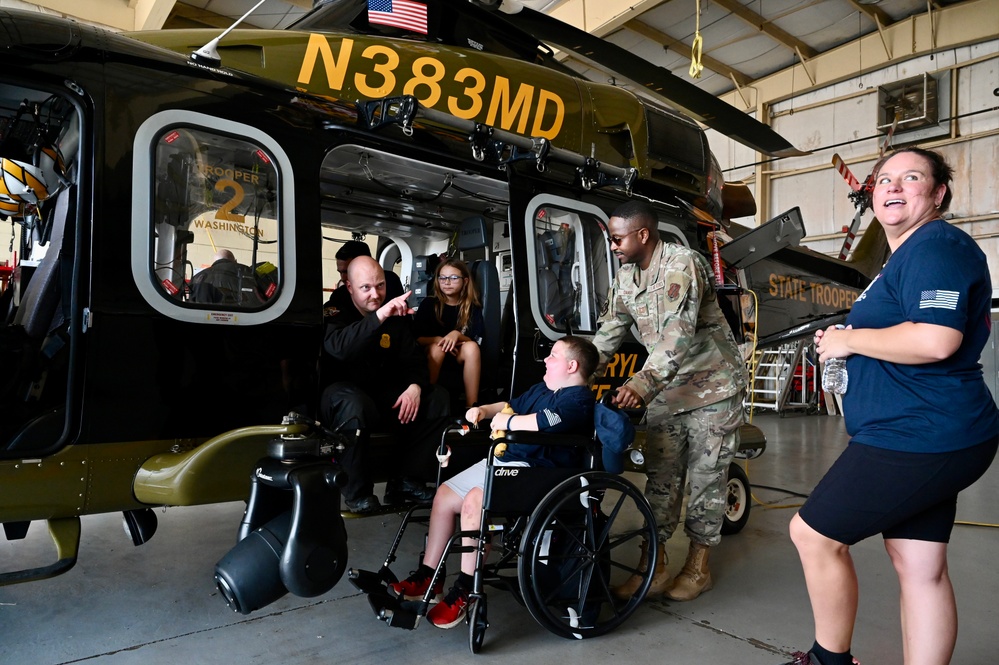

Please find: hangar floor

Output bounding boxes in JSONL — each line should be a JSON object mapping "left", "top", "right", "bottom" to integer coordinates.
{"left": 3, "top": 412, "right": 998, "bottom": 665}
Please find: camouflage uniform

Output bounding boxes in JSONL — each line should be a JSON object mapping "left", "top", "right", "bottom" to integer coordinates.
{"left": 593, "top": 240, "right": 747, "bottom": 546}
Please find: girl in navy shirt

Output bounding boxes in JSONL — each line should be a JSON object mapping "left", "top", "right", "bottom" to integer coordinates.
{"left": 414, "top": 259, "right": 484, "bottom": 408}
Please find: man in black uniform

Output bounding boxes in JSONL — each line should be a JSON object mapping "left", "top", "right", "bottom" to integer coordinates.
{"left": 322, "top": 256, "right": 447, "bottom": 513}
{"left": 189, "top": 249, "right": 262, "bottom": 306}
{"left": 328, "top": 240, "right": 404, "bottom": 301}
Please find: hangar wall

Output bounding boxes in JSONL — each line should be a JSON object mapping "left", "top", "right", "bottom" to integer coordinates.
{"left": 711, "top": 43, "right": 998, "bottom": 289}
{"left": 700, "top": 0, "right": 999, "bottom": 296}
{"left": 0, "top": 0, "right": 172, "bottom": 31}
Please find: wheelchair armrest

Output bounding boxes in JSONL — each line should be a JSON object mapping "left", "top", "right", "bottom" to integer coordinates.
{"left": 499, "top": 431, "right": 595, "bottom": 450}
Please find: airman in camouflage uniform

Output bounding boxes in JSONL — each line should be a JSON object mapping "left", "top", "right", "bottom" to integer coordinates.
{"left": 593, "top": 200, "right": 747, "bottom": 602}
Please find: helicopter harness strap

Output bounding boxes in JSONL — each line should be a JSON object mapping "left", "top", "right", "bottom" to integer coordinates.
{"left": 689, "top": 0, "right": 704, "bottom": 79}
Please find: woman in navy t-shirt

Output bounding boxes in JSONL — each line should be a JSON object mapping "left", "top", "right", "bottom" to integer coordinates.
{"left": 779, "top": 148, "right": 999, "bottom": 665}
{"left": 414, "top": 259, "right": 484, "bottom": 408}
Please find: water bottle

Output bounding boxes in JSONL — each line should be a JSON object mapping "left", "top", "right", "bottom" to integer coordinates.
{"left": 821, "top": 325, "right": 848, "bottom": 395}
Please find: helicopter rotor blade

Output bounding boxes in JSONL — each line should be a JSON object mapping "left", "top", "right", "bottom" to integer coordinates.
{"left": 500, "top": 8, "right": 807, "bottom": 158}
{"left": 831, "top": 153, "right": 863, "bottom": 192}
{"left": 852, "top": 114, "right": 900, "bottom": 193}
{"left": 838, "top": 207, "right": 865, "bottom": 260}
{"left": 878, "top": 114, "right": 899, "bottom": 159}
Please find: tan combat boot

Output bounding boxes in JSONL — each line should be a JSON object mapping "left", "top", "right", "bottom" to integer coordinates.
{"left": 664, "top": 541, "right": 713, "bottom": 601}
{"left": 612, "top": 539, "right": 671, "bottom": 600}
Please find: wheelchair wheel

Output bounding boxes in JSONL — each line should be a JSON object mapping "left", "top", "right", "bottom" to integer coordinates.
{"left": 721, "top": 462, "right": 751, "bottom": 536}
{"left": 467, "top": 595, "right": 487, "bottom": 653}
{"left": 517, "top": 472, "right": 657, "bottom": 640}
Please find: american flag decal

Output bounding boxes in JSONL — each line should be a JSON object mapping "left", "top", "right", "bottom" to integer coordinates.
{"left": 919, "top": 289, "right": 959, "bottom": 310}
{"left": 367, "top": 0, "right": 428, "bottom": 34}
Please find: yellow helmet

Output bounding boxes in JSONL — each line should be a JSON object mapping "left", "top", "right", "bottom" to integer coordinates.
{"left": 0, "top": 157, "right": 50, "bottom": 206}
{"left": 0, "top": 196, "right": 22, "bottom": 216}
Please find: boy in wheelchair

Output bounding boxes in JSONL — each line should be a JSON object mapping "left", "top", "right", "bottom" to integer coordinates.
{"left": 388, "top": 336, "right": 599, "bottom": 629}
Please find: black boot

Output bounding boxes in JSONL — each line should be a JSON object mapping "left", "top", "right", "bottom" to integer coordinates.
{"left": 340, "top": 429, "right": 379, "bottom": 513}
{"left": 384, "top": 478, "right": 435, "bottom": 505}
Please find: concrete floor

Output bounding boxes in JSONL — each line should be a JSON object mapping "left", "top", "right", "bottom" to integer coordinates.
{"left": 2, "top": 412, "right": 998, "bottom": 665}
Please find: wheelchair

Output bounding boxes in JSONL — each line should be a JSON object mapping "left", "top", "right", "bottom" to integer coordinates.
{"left": 348, "top": 422, "right": 659, "bottom": 653}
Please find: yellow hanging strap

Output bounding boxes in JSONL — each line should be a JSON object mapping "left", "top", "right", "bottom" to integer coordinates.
{"left": 689, "top": 0, "right": 704, "bottom": 79}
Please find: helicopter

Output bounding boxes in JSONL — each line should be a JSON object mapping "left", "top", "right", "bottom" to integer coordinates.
{"left": 0, "top": 0, "right": 884, "bottom": 588}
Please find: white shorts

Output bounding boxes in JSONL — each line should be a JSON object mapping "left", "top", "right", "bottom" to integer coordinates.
{"left": 443, "top": 458, "right": 530, "bottom": 500}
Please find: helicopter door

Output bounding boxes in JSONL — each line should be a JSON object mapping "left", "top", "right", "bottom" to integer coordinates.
{"left": 505, "top": 174, "right": 614, "bottom": 396}
{"left": 506, "top": 170, "right": 696, "bottom": 399}
{"left": 0, "top": 82, "right": 83, "bottom": 457}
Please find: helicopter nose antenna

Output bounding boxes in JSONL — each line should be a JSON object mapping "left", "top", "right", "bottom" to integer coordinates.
{"left": 190, "top": 0, "right": 268, "bottom": 68}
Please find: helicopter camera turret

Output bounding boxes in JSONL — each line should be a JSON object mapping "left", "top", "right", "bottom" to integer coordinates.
{"left": 214, "top": 430, "right": 349, "bottom": 615}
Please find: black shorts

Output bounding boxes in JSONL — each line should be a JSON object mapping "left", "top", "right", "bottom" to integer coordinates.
{"left": 799, "top": 435, "right": 998, "bottom": 545}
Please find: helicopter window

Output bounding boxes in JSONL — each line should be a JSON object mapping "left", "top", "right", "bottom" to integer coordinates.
{"left": 132, "top": 110, "right": 297, "bottom": 325}
{"left": 150, "top": 128, "right": 279, "bottom": 309}
{"left": 525, "top": 196, "right": 611, "bottom": 339}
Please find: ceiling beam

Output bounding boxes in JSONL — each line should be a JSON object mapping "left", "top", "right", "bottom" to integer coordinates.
{"left": 550, "top": 0, "right": 667, "bottom": 37}
{"left": 167, "top": 3, "right": 241, "bottom": 29}
{"left": 844, "top": 0, "right": 894, "bottom": 27}
{"left": 717, "top": 0, "right": 996, "bottom": 113}
{"left": 133, "top": 0, "right": 177, "bottom": 30}
{"left": 26, "top": 0, "right": 136, "bottom": 30}
{"left": 708, "top": 0, "right": 819, "bottom": 60}
{"left": 624, "top": 18, "right": 753, "bottom": 87}
{"left": 166, "top": 1, "right": 304, "bottom": 30}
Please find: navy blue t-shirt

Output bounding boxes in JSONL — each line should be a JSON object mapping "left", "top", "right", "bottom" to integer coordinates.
{"left": 843, "top": 220, "right": 999, "bottom": 452}
{"left": 502, "top": 383, "right": 595, "bottom": 467}
{"left": 413, "top": 298, "right": 484, "bottom": 343}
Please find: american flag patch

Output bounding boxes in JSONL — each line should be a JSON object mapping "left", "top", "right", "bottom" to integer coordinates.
{"left": 542, "top": 409, "right": 562, "bottom": 427}
{"left": 919, "top": 289, "right": 960, "bottom": 310}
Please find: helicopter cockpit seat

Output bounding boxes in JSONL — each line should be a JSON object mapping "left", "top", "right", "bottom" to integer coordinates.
{"left": 537, "top": 227, "right": 575, "bottom": 330}
{"left": 11, "top": 187, "right": 72, "bottom": 339}
{"left": 3, "top": 186, "right": 74, "bottom": 452}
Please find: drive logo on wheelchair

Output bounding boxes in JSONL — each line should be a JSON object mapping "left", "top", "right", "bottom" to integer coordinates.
{"left": 494, "top": 468, "right": 520, "bottom": 477}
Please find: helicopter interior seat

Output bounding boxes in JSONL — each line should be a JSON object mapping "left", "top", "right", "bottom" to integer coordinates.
{"left": 3, "top": 186, "right": 74, "bottom": 452}
{"left": 468, "top": 257, "right": 500, "bottom": 400}
{"left": 537, "top": 227, "right": 576, "bottom": 330}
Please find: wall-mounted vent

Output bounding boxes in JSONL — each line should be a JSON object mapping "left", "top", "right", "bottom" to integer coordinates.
{"left": 877, "top": 73, "right": 938, "bottom": 132}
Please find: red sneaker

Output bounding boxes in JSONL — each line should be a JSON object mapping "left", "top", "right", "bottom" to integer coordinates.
{"left": 388, "top": 567, "right": 443, "bottom": 601}
{"left": 427, "top": 583, "right": 469, "bottom": 629}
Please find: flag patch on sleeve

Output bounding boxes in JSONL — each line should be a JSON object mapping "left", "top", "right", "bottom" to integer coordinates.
{"left": 919, "top": 290, "right": 959, "bottom": 310}
{"left": 542, "top": 409, "right": 562, "bottom": 427}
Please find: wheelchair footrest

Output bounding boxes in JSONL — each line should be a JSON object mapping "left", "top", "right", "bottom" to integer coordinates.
{"left": 351, "top": 568, "right": 427, "bottom": 630}
{"left": 368, "top": 593, "right": 422, "bottom": 630}
{"left": 348, "top": 567, "right": 390, "bottom": 595}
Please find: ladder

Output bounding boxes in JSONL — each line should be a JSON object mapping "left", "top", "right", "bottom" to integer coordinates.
{"left": 747, "top": 340, "right": 815, "bottom": 414}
